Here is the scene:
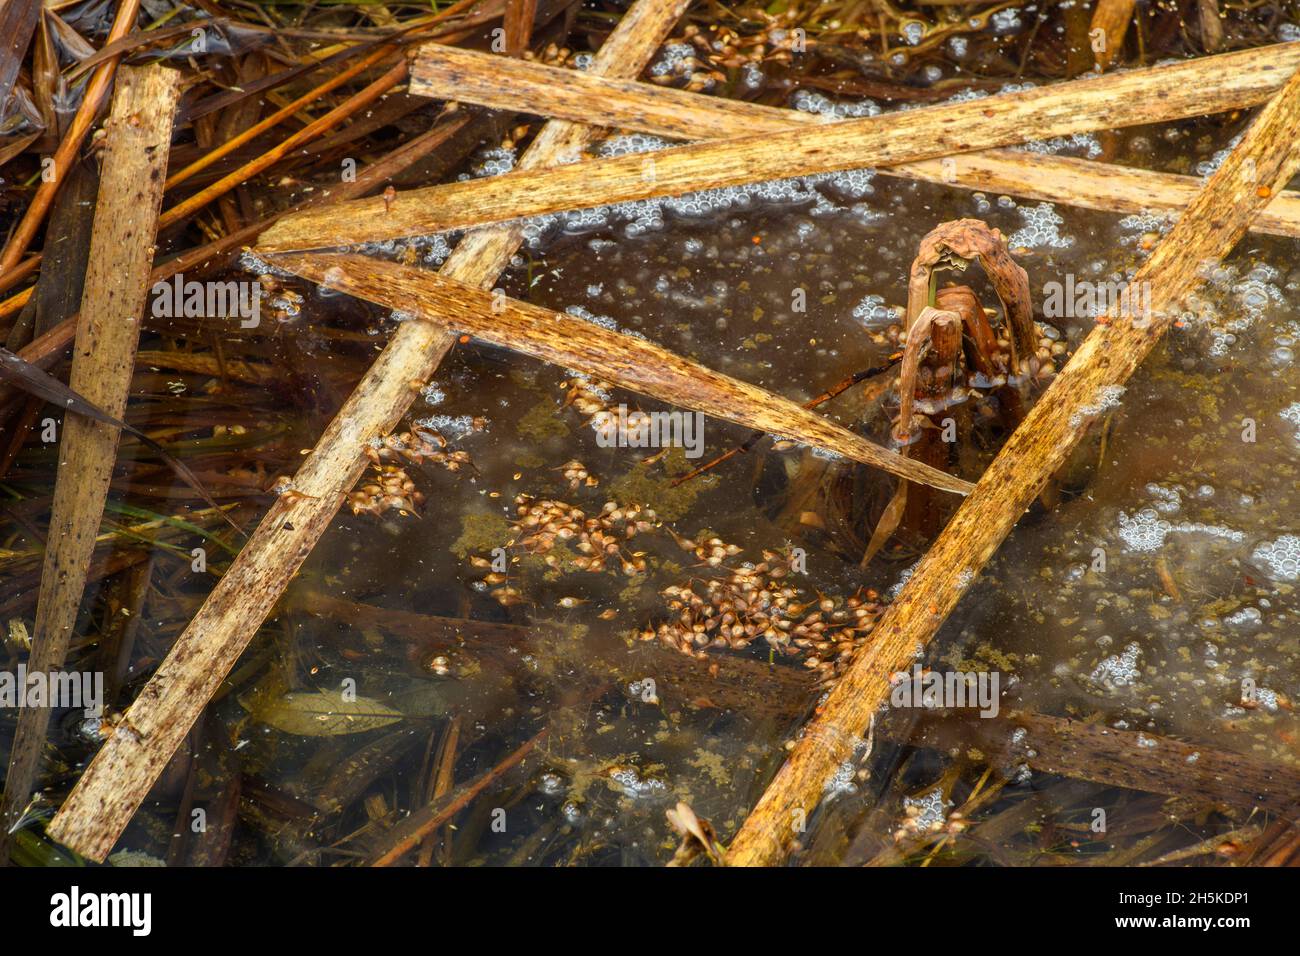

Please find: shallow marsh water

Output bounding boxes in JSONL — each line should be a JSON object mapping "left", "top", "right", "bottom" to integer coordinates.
{"left": 13, "top": 77, "right": 1300, "bottom": 867}
{"left": 248, "top": 107, "right": 1299, "bottom": 864}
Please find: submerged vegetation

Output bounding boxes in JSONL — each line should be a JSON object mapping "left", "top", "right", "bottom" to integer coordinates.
{"left": 0, "top": 0, "right": 1296, "bottom": 875}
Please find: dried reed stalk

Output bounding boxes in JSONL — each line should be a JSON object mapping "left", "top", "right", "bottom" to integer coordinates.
{"left": 409, "top": 42, "right": 1300, "bottom": 239}
{"left": 0, "top": 65, "right": 180, "bottom": 860}
{"left": 1090, "top": 0, "right": 1137, "bottom": 70}
{"left": 269, "top": 252, "right": 973, "bottom": 493}
{"left": 259, "top": 41, "right": 1300, "bottom": 250}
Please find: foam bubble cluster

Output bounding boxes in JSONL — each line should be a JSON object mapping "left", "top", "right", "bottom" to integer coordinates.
{"left": 1118, "top": 211, "right": 1175, "bottom": 236}
{"left": 1225, "top": 606, "right": 1262, "bottom": 627}
{"left": 1195, "top": 133, "right": 1243, "bottom": 178}
{"left": 421, "top": 233, "right": 454, "bottom": 266}
{"left": 412, "top": 415, "right": 479, "bottom": 441}
{"left": 790, "top": 89, "right": 881, "bottom": 120}
{"left": 564, "top": 304, "right": 619, "bottom": 332}
{"left": 990, "top": 8, "right": 1024, "bottom": 32}
{"left": 648, "top": 42, "right": 701, "bottom": 82}
{"left": 1145, "top": 483, "right": 1182, "bottom": 514}
{"left": 483, "top": 131, "right": 882, "bottom": 245}
{"left": 1069, "top": 384, "right": 1126, "bottom": 427}
{"left": 1116, "top": 510, "right": 1172, "bottom": 552}
{"left": 1182, "top": 262, "right": 1287, "bottom": 357}
{"left": 824, "top": 761, "right": 859, "bottom": 796}
{"left": 889, "top": 560, "right": 920, "bottom": 597}
{"left": 851, "top": 294, "right": 898, "bottom": 327}
{"left": 1116, "top": 506, "right": 1245, "bottom": 553}
{"left": 607, "top": 765, "right": 668, "bottom": 798}
{"left": 595, "top": 133, "right": 673, "bottom": 158}
{"left": 458, "top": 146, "right": 516, "bottom": 180}
{"left": 901, "top": 788, "right": 951, "bottom": 829}
{"left": 1281, "top": 402, "right": 1300, "bottom": 441}
{"left": 1089, "top": 641, "right": 1142, "bottom": 688}
{"left": 1017, "top": 132, "right": 1103, "bottom": 159}
{"left": 1252, "top": 535, "right": 1300, "bottom": 580}
{"left": 1008, "top": 202, "right": 1074, "bottom": 249}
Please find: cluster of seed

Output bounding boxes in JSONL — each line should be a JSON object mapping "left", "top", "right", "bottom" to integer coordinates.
{"left": 256, "top": 275, "right": 304, "bottom": 324}
{"left": 639, "top": 540, "right": 884, "bottom": 685}
{"left": 650, "top": 22, "right": 802, "bottom": 91}
{"left": 364, "top": 429, "right": 472, "bottom": 473}
{"left": 347, "top": 464, "right": 424, "bottom": 517}
{"left": 670, "top": 529, "right": 743, "bottom": 566}
{"left": 347, "top": 429, "right": 473, "bottom": 517}
{"left": 523, "top": 43, "right": 582, "bottom": 68}
{"left": 471, "top": 497, "right": 660, "bottom": 605}
{"left": 516, "top": 497, "right": 655, "bottom": 574}
{"left": 559, "top": 459, "right": 597, "bottom": 491}
{"left": 560, "top": 379, "right": 664, "bottom": 450}
{"left": 1027, "top": 322, "right": 1065, "bottom": 383}
{"left": 894, "top": 805, "right": 968, "bottom": 844}
{"left": 562, "top": 377, "right": 613, "bottom": 417}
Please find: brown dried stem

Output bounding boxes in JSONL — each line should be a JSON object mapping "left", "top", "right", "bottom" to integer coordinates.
{"left": 260, "top": 41, "right": 1300, "bottom": 251}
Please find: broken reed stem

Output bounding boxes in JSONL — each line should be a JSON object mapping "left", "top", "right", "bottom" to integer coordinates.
{"left": 1090, "top": 0, "right": 1137, "bottom": 70}
{"left": 0, "top": 255, "right": 41, "bottom": 299}
{"left": 892, "top": 308, "right": 960, "bottom": 445}
{"left": 905, "top": 219, "right": 1035, "bottom": 363}
{"left": 0, "top": 0, "right": 142, "bottom": 276}
{"left": 407, "top": 42, "right": 1300, "bottom": 240}
{"left": 269, "top": 253, "right": 972, "bottom": 495}
{"left": 260, "top": 40, "right": 1300, "bottom": 251}
{"left": 504, "top": 0, "right": 540, "bottom": 57}
{"left": 47, "top": 0, "right": 691, "bottom": 863}
{"left": 0, "top": 65, "right": 180, "bottom": 861}
{"left": 369, "top": 727, "right": 547, "bottom": 866}
{"left": 723, "top": 64, "right": 1300, "bottom": 867}
{"left": 912, "top": 711, "right": 1300, "bottom": 818}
